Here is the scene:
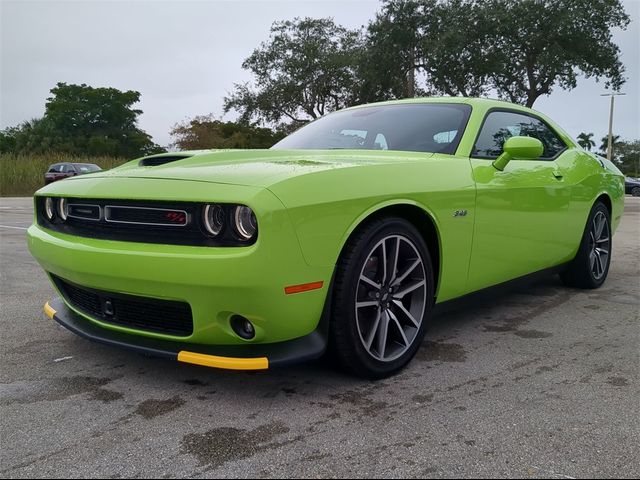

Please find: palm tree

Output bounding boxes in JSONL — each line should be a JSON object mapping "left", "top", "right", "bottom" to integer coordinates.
{"left": 576, "top": 132, "right": 596, "bottom": 151}
{"left": 600, "top": 134, "right": 621, "bottom": 157}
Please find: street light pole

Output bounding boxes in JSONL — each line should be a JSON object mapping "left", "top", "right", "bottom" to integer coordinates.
{"left": 600, "top": 92, "right": 626, "bottom": 162}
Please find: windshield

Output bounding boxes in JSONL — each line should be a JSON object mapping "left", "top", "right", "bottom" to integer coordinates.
{"left": 74, "top": 164, "right": 101, "bottom": 173}
{"left": 272, "top": 103, "right": 472, "bottom": 154}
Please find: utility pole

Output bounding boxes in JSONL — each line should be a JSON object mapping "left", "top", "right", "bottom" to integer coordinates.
{"left": 600, "top": 92, "right": 626, "bottom": 162}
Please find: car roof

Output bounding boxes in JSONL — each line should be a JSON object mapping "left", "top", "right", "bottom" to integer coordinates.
{"left": 342, "top": 96, "right": 542, "bottom": 116}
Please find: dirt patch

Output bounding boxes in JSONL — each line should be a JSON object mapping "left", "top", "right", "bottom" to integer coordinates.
{"left": 1, "top": 376, "right": 112, "bottom": 405}
{"left": 513, "top": 330, "right": 553, "bottom": 339}
{"left": 607, "top": 376, "right": 629, "bottom": 387}
{"left": 416, "top": 341, "right": 467, "bottom": 362}
{"left": 412, "top": 394, "right": 434, "bottom": 404}
{"left": 90, "top": 388, "right": 123, "bottom": 403}
{"left": 135, "top": 396, "right": 185, "bottom": 419}
{"left": 329, "top": 389, "right": 389, "bottom": 418}
{"left": 184, "top": 379, "right": 208, "bottom": 386}
{"left": 181, "top": 421, "right": 290, "bottom": 469}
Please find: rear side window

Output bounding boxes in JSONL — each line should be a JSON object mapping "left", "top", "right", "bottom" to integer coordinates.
{"left": 473, "top": 111, "right": 566, "bottom": 159}
{"left": 48, "top": 165, "right": 60, "bottom": 173}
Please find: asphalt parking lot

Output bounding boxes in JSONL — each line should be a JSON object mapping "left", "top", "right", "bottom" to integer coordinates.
{"left": 0, "top": 196, "right": 638, "bottom": 478}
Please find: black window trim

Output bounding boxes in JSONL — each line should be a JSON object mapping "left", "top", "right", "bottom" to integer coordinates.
{"left": 471, "top": 107, "right": 568, "bottom": 161}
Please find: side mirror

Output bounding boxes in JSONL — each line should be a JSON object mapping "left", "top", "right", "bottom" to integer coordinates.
{"left": 492, "top": 136, "right": 544, "bottom": 171}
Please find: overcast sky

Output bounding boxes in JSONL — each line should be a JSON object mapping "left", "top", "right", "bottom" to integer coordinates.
{"left": 1, "top": 0, "right": 638, "bottom": 149}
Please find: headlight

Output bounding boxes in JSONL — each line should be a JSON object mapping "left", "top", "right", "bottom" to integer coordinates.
{"left": 203, "top": 204, "right": 225, "bottom": 236}
{"left": 233, "top": 206, "right": 257, "bottom": 240}
{"left": 44, "top": 197, "right": 55, "bottom": 220}
{"left": 58, "top": 198, "right": 68, "bottom": 221}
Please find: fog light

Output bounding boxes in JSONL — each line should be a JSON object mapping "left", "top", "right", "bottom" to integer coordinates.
{"left": 230, "top": 315, "right": 255, "bottom": 340}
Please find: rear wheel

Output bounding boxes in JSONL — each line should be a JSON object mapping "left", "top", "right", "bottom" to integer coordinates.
{"left": 330, "top": 217, "right": 434, "bottom": 379}
{"left": 560, "top": 202, "right": 611, "bottom": 289}
{"left": 632, "top": 186, "right": 640, "bottom": 197}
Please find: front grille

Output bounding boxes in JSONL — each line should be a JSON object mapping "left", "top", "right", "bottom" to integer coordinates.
{"left": 36, "top": 197, "right": 256, "bottom": 247}
{"left": 105, "top": 205, "right": 188, "bottom": 226}
{"left": 52, "top": 275, "right": 193, "bottom": 337}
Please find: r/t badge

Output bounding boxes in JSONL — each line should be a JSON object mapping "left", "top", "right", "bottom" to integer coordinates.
{"left": 453, "top": 210, "right": 468, "bottom": 217}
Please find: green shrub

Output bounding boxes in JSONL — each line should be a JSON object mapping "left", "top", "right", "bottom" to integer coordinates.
{"left": 0, "top": 153, "right": 127, "bottom": 197}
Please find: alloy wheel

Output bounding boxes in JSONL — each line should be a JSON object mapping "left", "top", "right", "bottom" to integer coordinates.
{"left": 589, "top": 211, "right": 610, "bottom": 280}
{"left": 355, "top": 235, "right": 427, "bottom": 362}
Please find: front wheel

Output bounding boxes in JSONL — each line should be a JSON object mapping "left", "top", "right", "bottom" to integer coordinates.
{"left": 330, "top": 217, "right": 434, "bottom": 379}
{"left": 560, "top": 202, "right": 612, "bottom": 289}
{"left": 632, "top": 186, "right": 640, "bottom": 197}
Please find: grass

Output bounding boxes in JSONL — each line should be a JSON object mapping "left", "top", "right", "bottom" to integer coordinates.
{"left": 0, "top": 154, "right": 128, "bottom": 197}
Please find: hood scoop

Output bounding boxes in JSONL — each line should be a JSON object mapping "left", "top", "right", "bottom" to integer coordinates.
{"left": 139, "top": 154, "right": 192, "bottom": 167}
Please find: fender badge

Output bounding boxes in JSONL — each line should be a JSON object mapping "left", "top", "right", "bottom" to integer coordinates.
{"left": 453, "top": 210, "right": 468, "bottom": 217}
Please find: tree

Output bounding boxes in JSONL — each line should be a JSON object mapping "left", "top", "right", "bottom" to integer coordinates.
{"left": 615, "top": 140, "right": 640, "bottom": 176}
{"left": 486, "top": 0, "right": 630, "bottom": 107}
{"left": 170, "top": 116, "right": 285, "bottom": 150}
{"left": 224, "top": 18, "right": 362, "bottom": 126}
{"left": 363, "top": 0, "right": 431, "bottom": 100}
{"left": 599, "top": 134, "right": 622, "bottom": 157}
{"left": 0, "top": 83, "right": 164, "bottom": 157}
{"left": 362, "top": 0, "right": 629, "bottom": 107}
{"left": 577, "top": 132, "right": 596, "bottom": 151}
{"left": 362, "top": 0, "right": 494, "bottom": 100}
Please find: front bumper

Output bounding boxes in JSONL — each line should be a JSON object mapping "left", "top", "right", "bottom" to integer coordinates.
{"left": 28, "top": 179, "right": 334, "bottom": 345}
{"left": 45, "top": 297, "right": 327, "bottom": 370}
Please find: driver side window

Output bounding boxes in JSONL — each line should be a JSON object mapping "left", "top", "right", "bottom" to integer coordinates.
{"left": 473, "top": 111, "right": 566, "bottom": 159}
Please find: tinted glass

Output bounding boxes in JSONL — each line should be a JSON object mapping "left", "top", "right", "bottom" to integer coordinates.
{"left": 272, "top": 104, "right": 472, "bottom": 154}
{"left": 473, "top": 111, "right": 566, "bottom": 159}
{"left": 47, "top": 164, "right": 60, "bottom": 173}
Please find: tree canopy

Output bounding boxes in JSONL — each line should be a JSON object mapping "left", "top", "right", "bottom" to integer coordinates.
{"left": 223, "top": 17, "right": 362, "bottom": 126}
{"left": 577, "top": 132, "right": 596, "bottom": 151}
{"left": 170, "top": 116, "right": 285, "bottom": 150}
{"left": 0, "top": 83, "right": 164, "bottom": 157}
{"left": 484, "top": 0, "right": 630, "bottom": 107}
{"left": 225, "top": 0, "right": 630, "bottom": 129}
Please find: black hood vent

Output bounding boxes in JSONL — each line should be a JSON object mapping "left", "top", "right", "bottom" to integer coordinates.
{"left": 139, "top": 155, "right": 192, "bottom": 167}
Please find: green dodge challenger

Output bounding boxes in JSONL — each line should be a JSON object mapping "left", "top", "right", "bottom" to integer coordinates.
{"left": 28, "top": 97, "right": 624, "bottom": 378}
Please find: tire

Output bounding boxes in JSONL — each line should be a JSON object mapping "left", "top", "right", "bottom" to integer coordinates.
{"left": 632, "top": 186, "right": 640, "bottom": 197}
{"left": 329, "top": 217, "right": 434, "bottom": 379}
{"left": 560, "top": 202, "right": 612, "bottom": 289}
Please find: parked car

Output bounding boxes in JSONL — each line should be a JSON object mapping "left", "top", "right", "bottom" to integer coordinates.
{"left": 29, "top": 97, "right": 624, "bottom": 379}
{"left": 625, "top": 176, "right": 640, "bottom": 196}
{"left": 44, "top": 163, "right": 101, "bottom": 185}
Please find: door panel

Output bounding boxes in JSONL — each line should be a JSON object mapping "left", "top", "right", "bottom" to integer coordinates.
{"left": 466, "top": 156, "right": 573, "bottom": 292}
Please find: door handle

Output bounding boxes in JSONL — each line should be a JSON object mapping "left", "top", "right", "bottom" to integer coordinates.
{"left": 552, "top": 171, "right": 563, "bottom": 180}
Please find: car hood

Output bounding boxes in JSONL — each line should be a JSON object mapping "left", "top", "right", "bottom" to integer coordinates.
{"left": 69, "top": 149, "right": 435, "bottom": 189}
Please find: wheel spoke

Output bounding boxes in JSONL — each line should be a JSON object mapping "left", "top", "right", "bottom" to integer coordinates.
{"left": 596, "top": 236, "right": 609, "bottom": 244}
{"left": 381, "top": 240, "right": 388, "bottom": 284}
{"left": 389, "top": 237, "right": 400, "bottom": 283}
{"left": 392, "top": 258, "right": 421, "bottom": 287}
{"left": 359, "top": 275, "right": 381, "bottom": 290}
{"left": 393, "top": 279, "right": 425, "bottom": 299}
{"left": 364, "top": 308, "right": 382, "bottom": 350}
{"left": 356, "top": 300, "right": 379, "bottom": 309}
{"left": 388, "top": 309, "right": 409, "bottom": 347}
{"left": 392, "top": 299, "right": 420, "bottom": 328}
{"left": 595, "top": 250, "right": 604, "bottom": 277}
{"left": 589, "top": 251, "right": 597, "bottom": 272}
{"left": 376, "top": 311, "right": 390, "bottom": 359}
{"left": 595, "top": 214, "right": 605, "bottom": 239}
